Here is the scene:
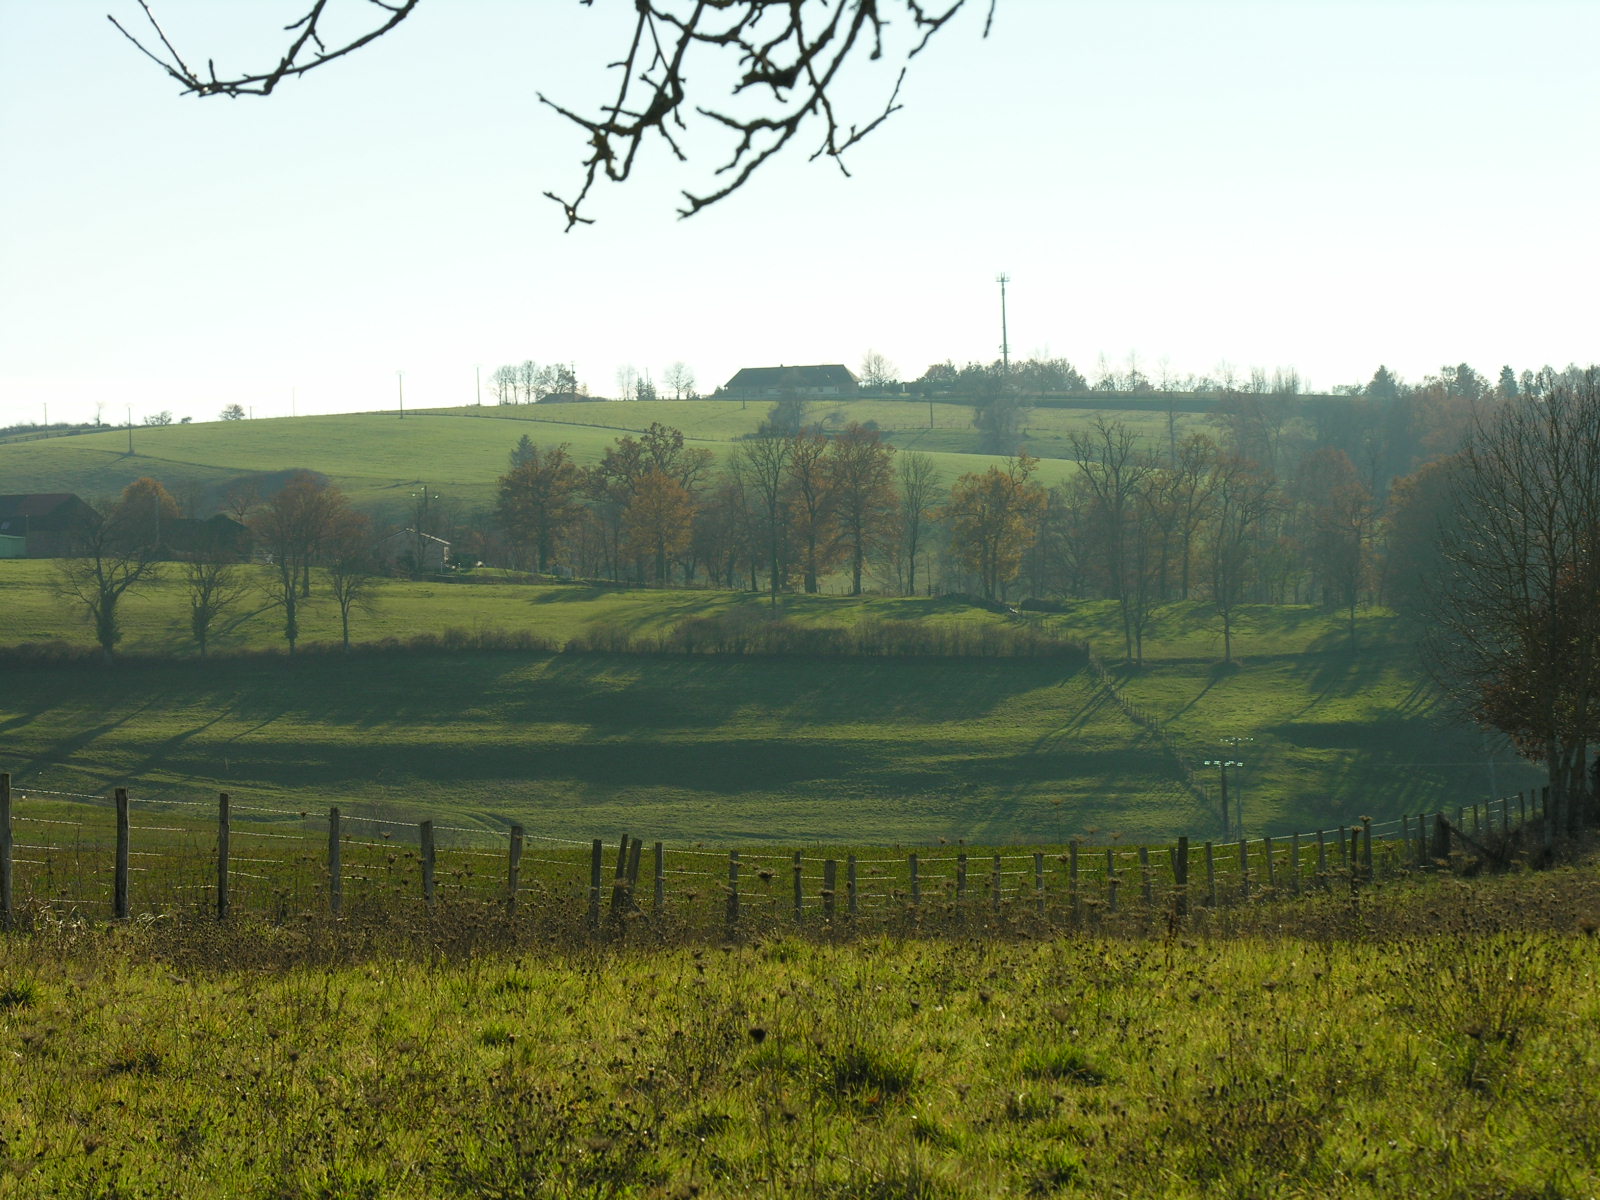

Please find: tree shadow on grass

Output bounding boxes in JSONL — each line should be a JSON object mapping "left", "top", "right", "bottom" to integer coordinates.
{"left": 1285, "top": 628, "right": 1413, "bottom": 715}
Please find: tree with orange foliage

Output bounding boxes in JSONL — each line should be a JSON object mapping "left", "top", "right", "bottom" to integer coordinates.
{"left": 623, "top": 470, "right": 696, "bottom": 585}
{"left": 945, "top": 453, "right": 1047, "bottom": 602}
{"left": 827, "top": 423, "right": 896, "bottom": 595}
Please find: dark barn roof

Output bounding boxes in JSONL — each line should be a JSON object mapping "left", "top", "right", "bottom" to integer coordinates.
{"left": 0, "top": 493, "right": 89, "bottom": 523}
{"left": 723, "top": 364, "right": 859, "bottom": 393}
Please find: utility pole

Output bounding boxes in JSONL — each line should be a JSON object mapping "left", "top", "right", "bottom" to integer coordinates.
{"left": 996, "top": 273, "right": 1011, "bottom": 374}
{"left": 1204, "top": 759, "right": 1244, "bottom": 837}
{"left": 397, "top": 370, "right": 404, "bottom": 419}
{"left": 127, "top": 406, "right": 133, "bottom": 455}
{"left": 475, "top": 364, "right": 482, "bottom": 406}
{"left": 291, "top": 386, "right": 297, "bottom": 418}
{"left": 1221, "top": 736, "right": 1254, "bottom": 837}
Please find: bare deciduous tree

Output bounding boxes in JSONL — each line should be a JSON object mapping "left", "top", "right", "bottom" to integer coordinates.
{"left": 55, "top": 504, "right": 162, "bottom": 661}
{"left": 110, "top": 1, "right": 992, "bottom": 227}
{"left": 1427, "top": 369, "right": 1600, "bottom": 829}
{"left": 896, "top": 450, "right": 940, "bottom": 596}
{"left": 664, "top": 362, "right": 695, "bottom": 400}
{"left": 828, "top": 422, "right": 896, "bottom": 595}
{"left": 859, "top": 350, "right": 898, "bottom": 392}
{"left": 735, "top": 435, "right": 795, "bottom": 605}
{"left": 250, "top": 472, "right": 347, "bottom": 654}
{"left": 183, "top": 556, "right": 255, "bottom": 660}
{"left": 325, "top": 507, "right": 380, "bottom": 651}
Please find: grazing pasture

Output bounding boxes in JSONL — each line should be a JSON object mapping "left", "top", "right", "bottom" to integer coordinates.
{"left": 0, "top": 398, "right": 1202, "bottom": 519}
{"left": 0, "top": 568, "right": 1536, "bottom": 841}
{"left": 2, "top": 863, "right": 1598, "bottom": 1199}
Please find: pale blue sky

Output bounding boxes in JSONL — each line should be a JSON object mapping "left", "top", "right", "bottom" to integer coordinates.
{"left": 1, "top": 0, "right": 1595, "bottom": 426}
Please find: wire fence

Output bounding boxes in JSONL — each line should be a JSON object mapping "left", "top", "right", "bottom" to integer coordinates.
{"left": 0, "top": 774, "right": 1553, "bottom": 938}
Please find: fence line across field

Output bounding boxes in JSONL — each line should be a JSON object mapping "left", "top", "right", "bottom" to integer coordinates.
{"left": 0, "top": 773, "right": 1553, "bottom": 934}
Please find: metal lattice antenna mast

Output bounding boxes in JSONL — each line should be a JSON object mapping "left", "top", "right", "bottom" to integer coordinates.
{"left": 996, "top": 273, "right": 1011, "bottom": 373}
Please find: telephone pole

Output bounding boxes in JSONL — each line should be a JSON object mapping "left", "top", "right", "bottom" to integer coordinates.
{"left": 996, "top": 273, "right": 1011, "bottom": 373}
{"left": 397, "top": 370, "right": 405, "bottom": 419}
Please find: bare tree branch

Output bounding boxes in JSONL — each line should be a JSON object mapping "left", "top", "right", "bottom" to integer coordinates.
{"left": 110, "top": 1, "right": 989, "bottom": 228}
{"left": 108, "top": 0, "right": 423, "bottom": 97}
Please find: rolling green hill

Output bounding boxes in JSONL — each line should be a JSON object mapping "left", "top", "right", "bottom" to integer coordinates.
{"left": 0, "top": 398, "right": 1208, "bottom": 519}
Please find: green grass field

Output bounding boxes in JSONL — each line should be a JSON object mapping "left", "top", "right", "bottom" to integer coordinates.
{"left": 3, "top": 867, "right": 1598, "bottom": 1199}
{"left": 0, "top": 398, "right": 1204, "bottom": 518}
{"left": 0, "top": 561, "right": 1537, "bottom": 844}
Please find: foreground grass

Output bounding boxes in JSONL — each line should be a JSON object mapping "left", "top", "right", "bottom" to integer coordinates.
{"left": 3, "top": 868, "right": 1599, "bottom": 1198}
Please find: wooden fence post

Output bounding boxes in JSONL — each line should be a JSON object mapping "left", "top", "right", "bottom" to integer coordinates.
{"left": 1501, "top": 797, "right": 1511, "bottom": 836}
{"left": 909, "top": 852, "right": 920, "bottom": 908}
{"left": 1, "top": 773, "right": 12, "bottom": 931}
{"left": 1034, "top": 852, "right": 1045, "bottom": 917}
{"left": 1362, "top": 818, "right": 1373, "bottom": 881}
{"left": 1139, "top": 846, "right": 1152, "bottom": 907}
{"left": 327, "top": 806, "right": 342, "bottom": 917}
{"left": 507, "top": 824, "right": 523, "bottom": 914}
{"left": 848, "top": 854, "right": 858, "bottom": 919}
{"left": 1239, "top": 838, "right": 1250, "bottom": 900}
{"left": 1173, "top": 837, "right": 1189, "bottom": 917}
{"left": 1106, "top": 848, "right": 1118, "bottom": 913}
{"left": 1263, "top": 836, "right": 1276, "bottom": 891}
{"left": 822, "top": 858, "right": 837, "bottom": 923}
{"left": 1205, "top": 841, "right": 1216, "bottom": 908}
{"left": 1337, "top": 825, "right": 1348, "bottom": 870}
{"left": 1316, "top": 829, "right": 1327, "bottom": 886}
{"left": 956, "top": 852, "right": 967, "bottom": 904}
{"left": 216, "top": 792, "right": 230, "bottom": 921}
{"left": 791, "top": 851, "right": 804, "bottom": 924}
{"left": 420, "top": 820, "right": 436, "bottom": 908}
{"left": 991, "top": 853, "right": 1002, "bottom": 913}
{"left": 625, "top": 838, "right": 643, "bottom": 911}
{"left": 1518, "top": 791, "right": 1527, "bottom": 826}
{"left": 652, "top": 842, "right": 665, "bottom": 914}
{"left": 1068, "top": 842, "right": 1080, "bottom": 921}
{"left": 725, "top": 851, "right": 740, "bottom": 938}
{"left": 609, "top": 835, "right": 632, "bottom": 917}
{"left": 587, "top": 839, "right": 602, "bottom": 933}
{"left": 114, "top": 787, "right": 130, "bottom": 920}
{"left": 1431, "top": 812, "right": 1450, "bottom": 863}
{"left": 1289, "top": 832, "right": 1300, "bottom": 895}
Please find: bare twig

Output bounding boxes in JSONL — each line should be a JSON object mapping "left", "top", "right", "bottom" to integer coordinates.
{"left": 111, "top": 0, "right": 988, "bottom": 227}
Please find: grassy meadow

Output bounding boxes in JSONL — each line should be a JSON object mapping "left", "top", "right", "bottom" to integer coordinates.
{"left": 0, "top": 559, "right": 1536, "bottom": 844}
{"left": 0, "top": 398, "right": 1204, "bottom": 519}
{"left": 1, "top": 400, "right": 1585, "bottom": 1199}
{"left": 3, "top": 867, "right": 1599, "bottom": 1199}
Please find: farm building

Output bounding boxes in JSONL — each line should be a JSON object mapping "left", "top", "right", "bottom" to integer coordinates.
{"left": 721, "top": 364, "right": 859, "bottom": 398}
{"left": 381, "top": 529, "right": 450, "bottom": 573}
{"left": 0, "top": 493, "right": 100, "bottom": 557}
{"left": 160, "top": 515, "right": 251, "bottom": 560}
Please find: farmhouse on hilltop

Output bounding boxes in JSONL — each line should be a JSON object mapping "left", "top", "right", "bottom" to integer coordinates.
{"left": 721, "top": 364, "right": 859, "bottom": 398}
{"left": 0, "top": 493, "right": 100, "bottom": 557}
